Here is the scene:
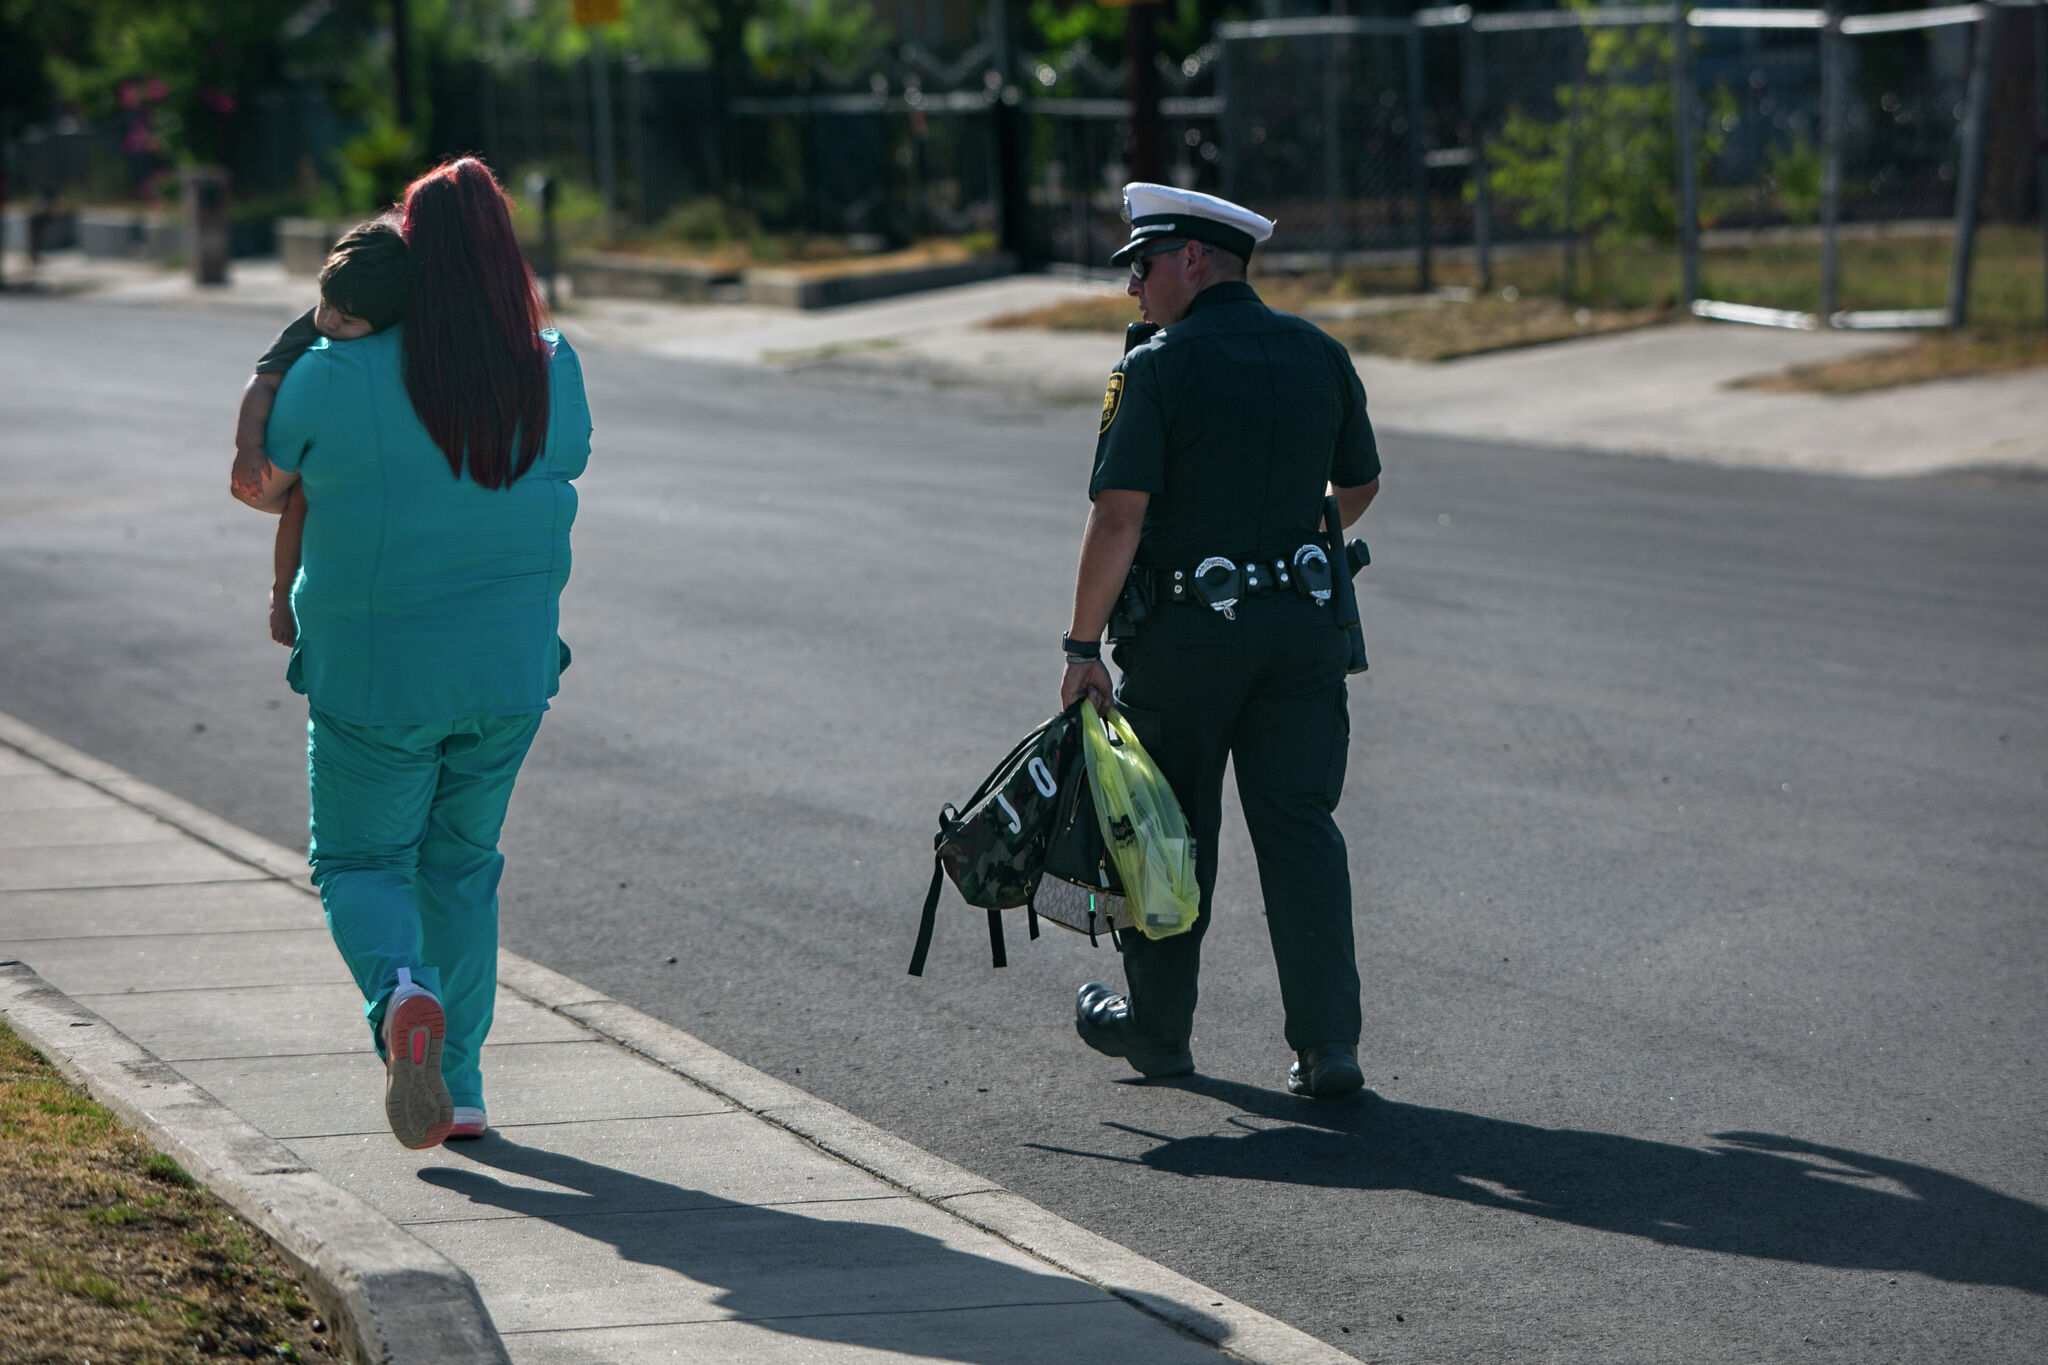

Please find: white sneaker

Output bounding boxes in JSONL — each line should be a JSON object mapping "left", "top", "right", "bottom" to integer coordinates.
{"left": 446, "top": 1106, "right": 488, "bottom": 1141}
{"left": 382, "top": 968, "right": 453, "bottom": 1150}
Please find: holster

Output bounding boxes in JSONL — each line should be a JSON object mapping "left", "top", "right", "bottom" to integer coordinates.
{"left": 1107, "top": 565, "right": 1154, "bottom": 643}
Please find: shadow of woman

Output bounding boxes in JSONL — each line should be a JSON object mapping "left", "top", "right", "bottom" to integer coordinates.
{"left": 1034, "top": 1076, "right": 2047, "bottom": 1297}
{"left": 419, "top": 1134, "right": 1225, "bottom": 1361}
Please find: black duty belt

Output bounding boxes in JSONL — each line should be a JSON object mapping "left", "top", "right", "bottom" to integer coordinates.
{"left": 1144, "top": 544, "right": 1335, "bottom": 621}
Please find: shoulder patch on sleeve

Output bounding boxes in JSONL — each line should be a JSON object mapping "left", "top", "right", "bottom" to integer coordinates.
{"left": 1099, "top": 371, "right": 1125, "bottom": 435}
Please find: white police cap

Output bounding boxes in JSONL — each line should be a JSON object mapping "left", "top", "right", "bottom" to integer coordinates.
{"left": 1110, "top": 183, "right": 1276, "bottom": 267}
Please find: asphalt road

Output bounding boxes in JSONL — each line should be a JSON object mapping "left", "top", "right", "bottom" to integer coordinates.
{"left": 3, "top": 295, "right": 2044, "bottom": 1363}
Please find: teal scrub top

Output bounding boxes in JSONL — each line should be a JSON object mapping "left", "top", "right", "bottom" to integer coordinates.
{"left": 265, "top": 326, "right": 591, "bottom": 727}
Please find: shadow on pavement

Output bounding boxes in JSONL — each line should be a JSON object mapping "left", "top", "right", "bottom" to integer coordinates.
{"left": 421, "top": 1137, "right": 1221, "bottom": 1360}
{"left": 1034, "top": 1076, "right": 2047, "bottom": 1297}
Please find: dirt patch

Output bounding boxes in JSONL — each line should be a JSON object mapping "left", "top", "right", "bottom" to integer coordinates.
{"left": 0, "top": 1021, "right": 344, "bottom": 1364}
{"left": 1731, "top": 329, "right": 2048, "bottom": 395}
{"left": 979, "top": 288, "right": 1667, "bottom": 360}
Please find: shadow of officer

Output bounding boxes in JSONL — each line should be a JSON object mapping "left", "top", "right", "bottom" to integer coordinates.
{"left": 1036, "top": 1076, "right": 2048, "bottom": 1297}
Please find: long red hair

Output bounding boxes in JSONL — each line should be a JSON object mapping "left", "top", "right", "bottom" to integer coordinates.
{"left": 399, "top": 158, "right": 551, "bottom": 489}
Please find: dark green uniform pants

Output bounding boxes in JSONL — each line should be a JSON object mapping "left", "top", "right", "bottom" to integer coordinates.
{"left": 1111, "top": 593, "right": 1361, "bottom": 1053}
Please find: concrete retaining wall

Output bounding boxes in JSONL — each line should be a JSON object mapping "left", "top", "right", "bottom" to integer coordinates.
{"left": 3, "top": 209, "right": 79, "bottom": 254}
{"left": 278, "top": 218, "right": 352, "bottom": 277}
{"left": 566, "top": 251, "right": 738, "bottom": 303}
{"left": 743, "top": 253, "right": 1015, "bottom": 310}
{"left": 78, "top": 209, "right": 179, "bottom": 262}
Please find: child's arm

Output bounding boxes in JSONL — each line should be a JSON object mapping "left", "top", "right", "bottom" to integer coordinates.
{"left": 232, "top": 372, "right": 286, "bottom": 504}
{"left": 268, "top": 484, "right": 306, "bottom": 647}
{"left": 234, "top": 306, "right": 321, "bottom": 512}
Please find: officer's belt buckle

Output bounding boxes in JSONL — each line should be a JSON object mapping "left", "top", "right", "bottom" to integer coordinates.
{"left": 1193, "top": 556, "right": 1241, "bottom": 620}
{"left": 1292, "top": 543, "right": 1333, "bottom": 605}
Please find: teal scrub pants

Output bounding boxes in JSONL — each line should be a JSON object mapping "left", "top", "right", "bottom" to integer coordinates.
{"left": 306, "top": 706, "right": 543, "bottom": 1111}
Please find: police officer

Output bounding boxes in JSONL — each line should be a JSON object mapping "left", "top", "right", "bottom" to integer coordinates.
{"left": 1059, "top": 183, "right": 1380, "bottom": 1099}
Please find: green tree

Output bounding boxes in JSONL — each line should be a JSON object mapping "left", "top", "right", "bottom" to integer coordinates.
{"left": 412, "top": 0, "right": 713, "bottom": 66}
{"left": 1, "top": 0, "right": 57, "bottom": 136}
{"left": 1025, "top": 0, "right": 1215, "bottom": 70}
{"left": 1485, "top": 12, "right": 1728, "bottom": 247}
{"left": 745, "top": 0, "right": 880, "bottom": 82}
{"left": 47, "top": 0, "right": 297, "bottom": 172}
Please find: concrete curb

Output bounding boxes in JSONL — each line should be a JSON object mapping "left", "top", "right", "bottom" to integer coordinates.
{"left": 0, "top": 962, "right": 509, "bottom": 1365}
{"left": 1, "top": 708, "right": 1360, "bottom": 1365}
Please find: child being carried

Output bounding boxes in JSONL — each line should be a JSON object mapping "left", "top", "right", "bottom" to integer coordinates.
{"left": 230, "top": 219, "right": 412, "bottom": 645}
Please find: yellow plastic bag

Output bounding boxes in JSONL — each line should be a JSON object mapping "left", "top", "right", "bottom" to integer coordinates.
{"left": 1082, "top": 706, "right": 1199, "bottom": 940}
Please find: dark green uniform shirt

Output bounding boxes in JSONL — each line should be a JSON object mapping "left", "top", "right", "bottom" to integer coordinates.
{"left": 1090, "top": 280, "right": 1380, "bottom": 568}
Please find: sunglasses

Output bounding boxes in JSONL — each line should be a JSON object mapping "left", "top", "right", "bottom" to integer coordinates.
{"left": 1129, "top": 239, "right": 1190, "bottom": 282}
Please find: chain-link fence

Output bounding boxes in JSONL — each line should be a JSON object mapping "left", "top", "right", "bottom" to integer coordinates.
{"left": 1214, "top": 18, "right": 1424, "bottom": 263}
{"left": 1209, "top": 3, "right": 2033, "bottom": 330}
{"left": 1458, "top": 7, "right": 1682, "bottom": 301}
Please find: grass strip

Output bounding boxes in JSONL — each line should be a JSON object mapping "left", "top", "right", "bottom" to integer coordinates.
{"left": 0, "top": 1020, "right": 342, "bottom": 1364}
{"left": 981, "top": 227, "right": 2046, "bottom": 383}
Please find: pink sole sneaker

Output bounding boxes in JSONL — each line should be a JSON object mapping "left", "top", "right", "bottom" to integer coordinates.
{"left": 384, "top": 991, "right": 453, "bottom": 1150}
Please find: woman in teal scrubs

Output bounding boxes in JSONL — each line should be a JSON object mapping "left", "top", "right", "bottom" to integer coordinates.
{"left": 236, "top": 159, "right": 590, "bottom": 1149}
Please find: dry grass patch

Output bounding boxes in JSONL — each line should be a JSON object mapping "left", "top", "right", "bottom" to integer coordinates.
{"left": 1315, "top": 296, "right": 1667, "bottom": 361}
{"left": 602, "top": 234, "right": 994, "bottom": 277}
{"left": 1733, "top": 329, "right": 2048, "bottom": 395}
{"left": 981, "top": 293, "right": 1137, "bottom": 332}
{"left": 0, "top": 1021, "right": 343, "bottom": 1364}
{"left": 978, "top": 286, "right": 1666, "bottom": 360}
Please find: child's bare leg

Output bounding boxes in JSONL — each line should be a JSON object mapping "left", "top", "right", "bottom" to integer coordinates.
{"left": 270, "top": 485, "right": 306, "bottom": 647}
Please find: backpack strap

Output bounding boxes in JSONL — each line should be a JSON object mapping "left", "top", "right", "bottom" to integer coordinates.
{"left": 987, "top": 908, "right": 1007, "bottom": 969}
{"left": 1027, "top": 906, "right": 1040, "bottom": 940}
{"left": 907, "top": 856, "right": 945, "bottom": 977}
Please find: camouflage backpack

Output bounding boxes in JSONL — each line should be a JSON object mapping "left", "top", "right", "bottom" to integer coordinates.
{"left": 908, "top": 702, "right": 1085, "bottom": 975}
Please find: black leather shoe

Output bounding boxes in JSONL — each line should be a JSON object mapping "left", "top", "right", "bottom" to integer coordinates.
{"left": 1287, "top": 1043, "right": 1365, "bottom": 1099}
{"left": 1074, "top": 983, "right": 1194, "bottom": 1079}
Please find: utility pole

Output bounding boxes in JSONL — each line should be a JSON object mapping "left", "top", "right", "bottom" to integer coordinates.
{"left": 392, "top": 0, "right": 415, "bottom": 130}
{"left": 1124, "top": 0, "right": 1164, "bottom": 185}
{"left": 711, "top": 0, "right": 749, "bottom": 202}
{"left": 2036, "top": 0, "right": 2047, "bottom": 331}
{"left": 575, "top": 0, "right": 622, "bottom": 242}
{"left": 989, "top": 0, "right": 1032, "bottom": 263}
{"left": 591, "top": 30, "right": 617, "bottom": 242}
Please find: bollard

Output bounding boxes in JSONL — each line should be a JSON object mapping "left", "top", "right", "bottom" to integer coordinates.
{"left": 181, "top": 166, "right": 231, "bottom": 286}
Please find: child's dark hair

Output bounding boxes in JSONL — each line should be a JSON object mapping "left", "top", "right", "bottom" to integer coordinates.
{"left": 317, "top": 217, "right": 412, "bottom": 331}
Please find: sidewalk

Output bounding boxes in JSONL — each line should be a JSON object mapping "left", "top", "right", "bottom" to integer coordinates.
{"left": 10, "top": 247, "right": 2045, "bottom": 477}
{"left": 0, "top": 710, "right": 1349, "bottom": 1365}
